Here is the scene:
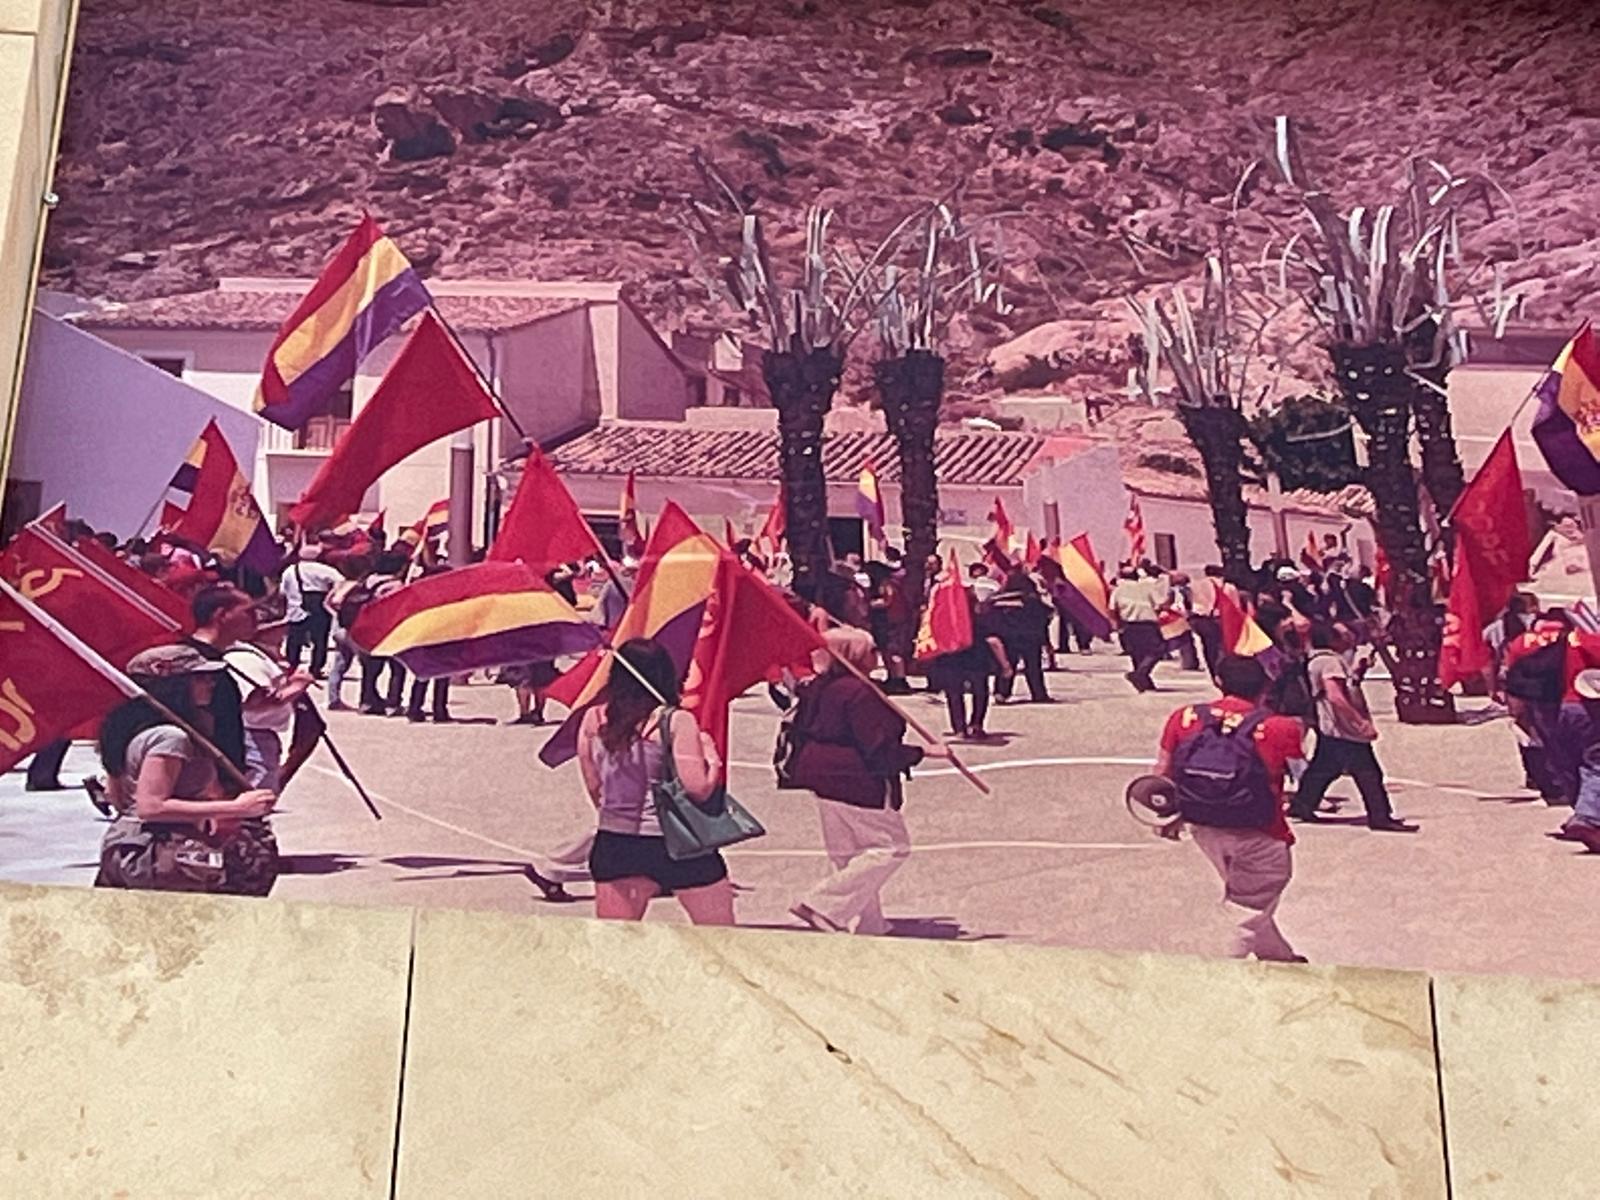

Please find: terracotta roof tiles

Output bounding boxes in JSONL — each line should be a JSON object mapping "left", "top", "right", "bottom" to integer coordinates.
{"left": 546, "top": 423, "right": 1051, "bottom": 488}
{"left": 71, "top": 288, "right": 590, "bottom": 335}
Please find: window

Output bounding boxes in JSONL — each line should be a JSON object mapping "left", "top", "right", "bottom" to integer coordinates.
{"left": 1043, "top": 502, "right": 1061, "bottom": 543}
{"left": 584, "top": 515, "right": 622, "bottom": 560}
{"left": 294, "top": 386, "right": 355, "bottom": 451}
{"left": 828, "top": 517, "right": 865, "bottom": 562}
{"left": 141, "top": 355, "right": 187, "bottom": 378}
{"left": 1153, "top": 532, "right": 1178, "bottom": 571}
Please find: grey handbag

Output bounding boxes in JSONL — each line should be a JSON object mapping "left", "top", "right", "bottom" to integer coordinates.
{"left": 652, "top": 709, "right": 765, "bottom": 860}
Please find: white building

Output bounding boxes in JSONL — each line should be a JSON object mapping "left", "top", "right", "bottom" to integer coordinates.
{"left": 5, "top": 311, "right": 262, "bottom": 542}
{"left": 62, "top": 279, "right": 700, "bottom": 541}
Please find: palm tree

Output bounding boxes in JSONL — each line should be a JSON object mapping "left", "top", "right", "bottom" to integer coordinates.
{"left": 1130, "top": 241, "right": 1288, "bottom": 581}
{"left": 684, "top": 159, "right": 960, "bottom": 599}
{"left": 871, "top": 206, "right": 1011, "bottom": 607}
{"left": 1261, "top": 119, "right": 1520, "bottom": 723}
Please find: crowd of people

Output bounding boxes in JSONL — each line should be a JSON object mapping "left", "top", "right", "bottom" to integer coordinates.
{"left": 13, "top": 515, "right": 1598, "bottom": 957}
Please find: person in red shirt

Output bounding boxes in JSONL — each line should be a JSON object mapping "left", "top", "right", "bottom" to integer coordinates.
{"left": 1155, "top": 654, "right": 1307, "bottom": 962}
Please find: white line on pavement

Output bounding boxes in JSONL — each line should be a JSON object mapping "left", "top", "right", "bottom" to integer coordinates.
{"left": 729, "top": 756, "right": 1153, "bottom": 777}
{"left": 307, "top": 765, "right": 545, "bottom": 861}
{"left": 307, "top": 767, "right": 1158, "bottom": 861}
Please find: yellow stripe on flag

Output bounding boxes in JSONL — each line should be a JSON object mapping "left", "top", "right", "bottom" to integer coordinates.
{"left": 271, "top": 238, "right": 416, "bottom": 388}
{"left": 372, "top": 591, "right": 584, "bottom": 657}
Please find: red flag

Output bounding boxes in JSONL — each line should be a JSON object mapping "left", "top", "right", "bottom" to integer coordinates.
{"left": 0, "top": 527, "right": 181, "bottom": 668}
{"left": 541, "top": 502, "right": 821, "bottom": 768}
{"left": 289, "top": 313, "right": 500, "bottom": 530}
{"left": 1024, "top": 531, "right": 1040, "bottom": 567}
{"left": 68, "top": 534, "right": 193, "bottom": 630}
{"left": 988, "top": 497, "right": 1013, "bottom": 553}
{"left": 723, "top": 517, "right": 739, "bottom": 551}
{"left": 489, "top": 445, "right": 605, "bottom": 575}
{"left": 757, "top": 484, "right": 786, "bottom": 556}
{"left": 1301, "top": 530, "right": 1324, "bottom": 572}
{"left": 1438, "top": 540, "right": 1491, "bottom": 688}
{"left": 684, "top": 551, "right": 827, "bottom": 763}
{"left": 1125, "top": 495, "right": 1147, "bottom": 562}
{"left": 0, "top": 580, "right": 139, "bottom": 775}
{"left": 619, "top": 471, "right": 644, "bottom": 557}
{"left": 1450, "top": 431, "right": 1533, "bottom": 621}
{"left": 915, "top": 552, "right": 975, "bottom": 662}
{"left": 368, "top": 508, "right": 387, "bottom": 539}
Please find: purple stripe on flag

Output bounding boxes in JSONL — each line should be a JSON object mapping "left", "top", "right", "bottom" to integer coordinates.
{"left": 257, "top": 269, "right": 433, "bottom": 431}
{"left": 237, "top": 521, "right": 282, "bottom": 576}
{"left": 1531, "top": 368, "right": 1600, "bottom": 496}
{"left": 538, "top": 600, "right": 709, "bottom": 768}
{"left": 1051, "top": 580, "right": 1113, "bottom": 641}
{"left": 169, "top": 463, "right": 200, "bottom": 493}
{"left": 395, "top": 620, "right": 604, "bottom": 680}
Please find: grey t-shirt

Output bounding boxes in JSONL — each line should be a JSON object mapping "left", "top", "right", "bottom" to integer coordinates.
{"left": 123, "top": 725, "right": 219, "bottom": 801}
{"left": 1307, "top": 650, "right": 1374, "bottom": 742}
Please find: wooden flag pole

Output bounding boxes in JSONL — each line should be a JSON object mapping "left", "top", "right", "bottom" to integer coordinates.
{"left": 0, "top": 579, "right": 255, "bottom": 796}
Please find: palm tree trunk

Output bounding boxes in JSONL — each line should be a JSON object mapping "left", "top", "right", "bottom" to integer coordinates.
{"left": 875, "top": 349, "right": 944, "bottom": 609}
{"left": 1332, "top": 341, "right": 1455, "bottom": 724}
{"left": 764, "top": 346, "right": 842, "bottom": 597}
{"left": 1176, "top": 400, "right": 1253, "bottom": 580}
{"left": 1406, "top": 322, "right": 1465, "bottom": 528}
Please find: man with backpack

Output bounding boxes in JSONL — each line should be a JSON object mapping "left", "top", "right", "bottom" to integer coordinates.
{"left": 1291, "top": 621, "right": 1417, "bottom": 832}
{"left": 1155, "top": 654, "right": 1307, "bottom": 962}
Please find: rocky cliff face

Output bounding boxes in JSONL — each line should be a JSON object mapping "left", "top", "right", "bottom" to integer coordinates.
{"left": 42, "top": 0, "right": 1600, "bottom": 409}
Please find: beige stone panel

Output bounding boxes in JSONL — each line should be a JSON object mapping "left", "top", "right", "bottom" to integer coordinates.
{"left": 0, "top": 883, "right": 412, "bottom": 1199}
{"left": 398, "top": 910, "right": 1446, "bottom": 1198}
{"left": 1435, "top": 973, "right": 1600, "bottom": 1196}
{"left": 0, "top": 30, "right": 42, "bottom": 477}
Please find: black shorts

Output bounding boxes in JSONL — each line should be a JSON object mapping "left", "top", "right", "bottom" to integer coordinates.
{"left": 589, "top": 830, "right": 728, "bottom": 892}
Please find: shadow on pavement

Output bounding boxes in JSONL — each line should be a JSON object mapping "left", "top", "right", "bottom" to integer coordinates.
{"left": 280, "top": 853, "right": 366, "bottom": 875}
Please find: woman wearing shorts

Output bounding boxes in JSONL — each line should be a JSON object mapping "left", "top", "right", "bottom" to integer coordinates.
{"left": 575, "top": 638, "right": 734, "bottom": 924}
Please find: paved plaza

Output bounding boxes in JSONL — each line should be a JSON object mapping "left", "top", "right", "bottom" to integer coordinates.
{"left": 3, "top": 653, "right": 1596, "bottom": 981}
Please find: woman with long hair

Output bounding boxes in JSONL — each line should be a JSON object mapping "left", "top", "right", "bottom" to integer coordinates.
{"left": 575, "top": 638, "right": 734, "bottom": 924}
{"left": 96, "top": 645, "right": 278, "bottom": 892}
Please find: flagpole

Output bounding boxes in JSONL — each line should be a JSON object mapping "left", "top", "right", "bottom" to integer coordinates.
{"left": 426, "top": 301, "right": 531, "bottom": 443}
{"left": 0, "top": 578, "right": 255, "bottom": 795}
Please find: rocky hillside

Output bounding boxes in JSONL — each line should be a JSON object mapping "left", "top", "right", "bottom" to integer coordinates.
{"left": 43, "top": 0, "right": 1600, "bottom": 410}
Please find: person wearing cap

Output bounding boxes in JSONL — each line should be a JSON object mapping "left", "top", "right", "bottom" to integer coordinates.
{"left": 1154, "top": 654, "right": 1306, "bottom": 962}
{"left": 95, "top": 645, "right": 278, "bottom": 893}
{"left": 1110, "top": 564, "right": 1166, "bottom": 693}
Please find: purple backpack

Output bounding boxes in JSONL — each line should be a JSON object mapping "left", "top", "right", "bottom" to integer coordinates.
{"left": 1171, "top": 705, "right": 1277, "bottom": 828}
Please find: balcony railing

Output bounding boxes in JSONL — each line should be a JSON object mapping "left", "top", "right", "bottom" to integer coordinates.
{"left": 263, "top": 419, "right": 350, "bottom": 452}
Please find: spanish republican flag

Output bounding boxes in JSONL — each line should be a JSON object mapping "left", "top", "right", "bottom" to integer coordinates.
{"left": 1531, "top": 323, "right": 1600, "bottom": 495}
{"left": 0, "top": 579, "right": 141, "bottom": 775}
{"left": 856, "top": 461, "right": 886, "bottom": 545}
{"left": 1054, "top": 533, "right": 1113, "bottom": 640}
{"left": 350, "top": 561, "right": 603, "bottom": 679}
{"left": 915, "top": 553, "right": 974, "bottom": 663}
{"left": 988, "top": 496, "right": 1014, "bottom": 555}
{"left": 540, "top": 502, "right": 823, "bottom": 769}
{"left": 161, "top": 420, "right": 278, "bottom": 573}
{"left": 1218, "top": 585, "right": 1275, "bottom": 657}
{"left": 290, "top": 313, "right": 500, "bottom": 531}
{"left": 255, "top": 215, "right": 433, "bottom": 431}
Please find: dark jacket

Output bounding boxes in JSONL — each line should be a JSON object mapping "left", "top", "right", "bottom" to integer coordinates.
{"left": 979, "top": 584, "right": 1051, "bottom": 646}
{"left": 787, "top": 673, "right": 925, "bottom": 809}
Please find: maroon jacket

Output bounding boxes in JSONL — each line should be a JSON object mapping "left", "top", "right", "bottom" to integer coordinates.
{"left": 787, "top": 674, "right": 925, "bottom": 810}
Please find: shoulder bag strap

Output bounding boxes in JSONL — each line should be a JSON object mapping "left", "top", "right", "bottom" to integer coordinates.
{"left": 653, "top": 706, "right": 681, "bottom": 786}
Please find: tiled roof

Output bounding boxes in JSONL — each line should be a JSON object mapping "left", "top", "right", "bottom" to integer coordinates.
{"left": 71, "top": 289, "right": 590, "bottom": 334}
{"left": 1125, "top": 465, "right": 1374, "bottom": 519}
{"left": 547, "top": 422, "right": 1051, "bottom": 487}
